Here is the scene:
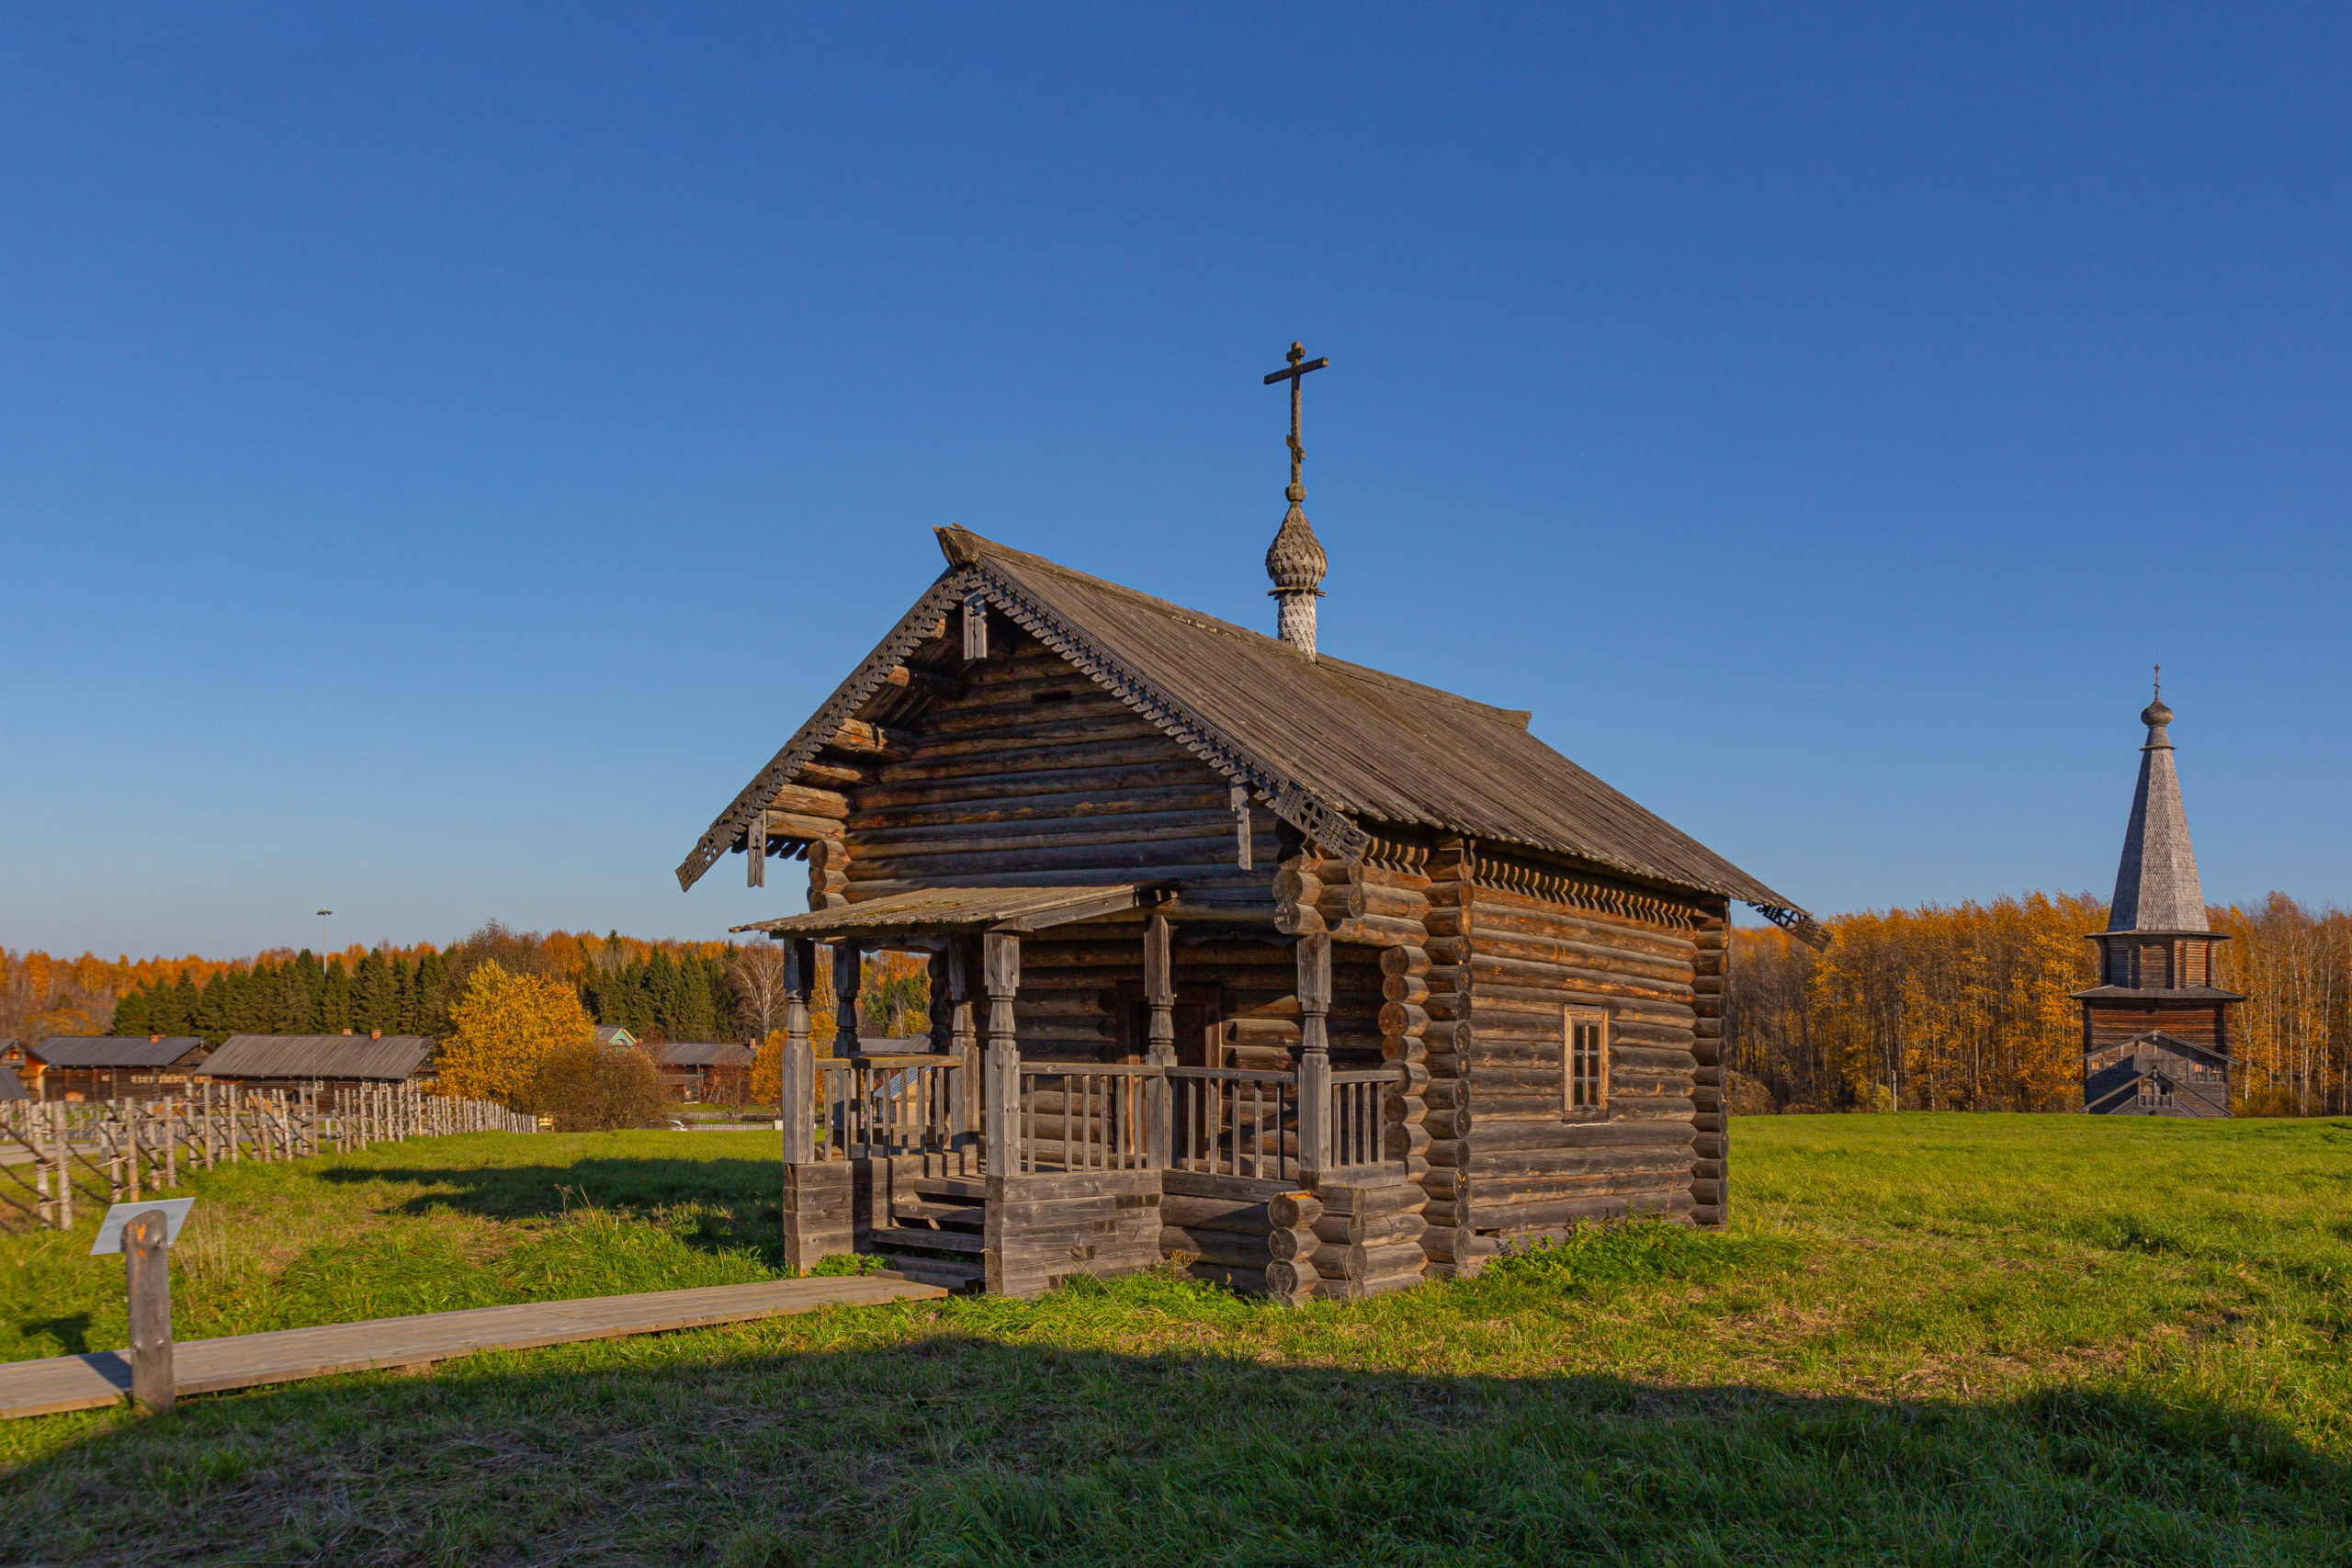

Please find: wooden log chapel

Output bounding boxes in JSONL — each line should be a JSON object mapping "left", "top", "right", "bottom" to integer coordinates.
{"left": 677, "top": 344, "right": 1819, "bottom": 1299}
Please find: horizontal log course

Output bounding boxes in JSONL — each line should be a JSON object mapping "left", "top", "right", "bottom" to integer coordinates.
{"left": 796, "top": 760, "right": 873, "bottom": 789}
{"left": 1163, "top": 1226, "right": 1272, "bottom": 1269}
{"left": 882, "top": 736, "right": 1199, "bottom": 784}
{"left": 1266, "top": 1190, "right": 1323, "bottom": 1230}
{"left": 1311, "top": 1210, "right": 1427, "bottom": 1247}
{"left": 852, "top": 808, "right": 1234, "bottom": 854}
{"left": 1382, "top": 974, "right": 1430, "bottom": 1005}
{"left": 1457, "top": 1048, "right": 1697, "bottom": 1084}
{"left": 1159, "top": 1193, "right": 1274, "bottom": 1234}
{"left": 1418, "top": 1224, "right": 1497, "bottom": 1264}
{"left": 845, "top": 864, "right": 1270, "bottom": 898}
{"left": 764, "top": 784, "right": 852, "bottom": 819}
{"left": 1469, "top": 987, "right": 1696, "bottom": 1024}
{"left": 1426, "top": 1120, "right": 1692, "bottom": 1164}
{"left": 1471, "top": 1169, "right": 1692, "bottom": 1208}
{"left": 1477, "top": 1190, "right": 1695, "bottom": 1233}
{"left": 854, "top": 781, "right": 1229, "bottom": 831}
{"left": 847, "top": 831, "right": 1239, "bottom": 878}
{"left": 1314, "top": 1180, "right": 1428, "bottom": 1220}
{"left": 1466, "top": 943, "right": 1693, "bottom": 993}
{"left": 1313, "top": 1237, "right": 1429, "bottom": 1282}
{"left": 1466, "top": 888, "right": 1703, "bottom": 948}
{"left": 829, "top": 719, "right": 918, "bottom": 759}
{"left": 1465, "top": 1145, "right": 1696, "bottom": 1179}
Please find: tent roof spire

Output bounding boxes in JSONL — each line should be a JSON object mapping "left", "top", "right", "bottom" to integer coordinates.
{"left": 2107, "top": 674, "right": 2206, "bottom": 932}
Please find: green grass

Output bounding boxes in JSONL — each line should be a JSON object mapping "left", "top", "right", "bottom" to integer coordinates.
{"left": 4, "top": 1115, "right": 2349, "bottom": 1565}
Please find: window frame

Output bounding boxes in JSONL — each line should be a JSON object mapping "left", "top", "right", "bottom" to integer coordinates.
{"left": 1562, "top": 1006, "right": 1609, "bottom": 1119}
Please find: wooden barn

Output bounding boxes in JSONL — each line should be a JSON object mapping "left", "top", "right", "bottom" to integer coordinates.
{"left": 680, "top": 377, "right": 1813, "bottom": 1297}
{"left": 14, "top": 1036, "right": 209, "bottom": 1102}
{"left": 198, "top": 1032, "right": 435, "bottom": 1094}
{"left": 2076, "top": 689, "right": 2239, "bottom": 1116}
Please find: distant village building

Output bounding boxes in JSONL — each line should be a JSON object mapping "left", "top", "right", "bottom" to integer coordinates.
{"left": 2075, "top": 686, "right": 2241, "bottom": 1116}
{"left": 649, "top": 1041, "right": 753, "bottom": 1101}
{"left": 10, "top": 1036, "right": 209, "bottom": 1101}
{"left": 199, "top": 1032, "right": 435, "bottom": 1092}
{"left": 592, "top": 1025, "right": 639, "bottom": 1049}
{"left": 0, "top": 1061, "right": 25, "bottom": 1101}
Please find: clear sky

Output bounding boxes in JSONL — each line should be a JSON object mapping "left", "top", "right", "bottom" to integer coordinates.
{"left": 4, "top": 6, "right": 2346, "bottom": 959}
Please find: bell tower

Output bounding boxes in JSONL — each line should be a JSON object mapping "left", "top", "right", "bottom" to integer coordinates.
{"left": 2075, "top": 679, "right": 2242, "bottom": 1115}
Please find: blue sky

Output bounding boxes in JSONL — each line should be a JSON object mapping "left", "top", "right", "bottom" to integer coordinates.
{"left": 4, "top": 5, "right": 2346, "bottom": 959}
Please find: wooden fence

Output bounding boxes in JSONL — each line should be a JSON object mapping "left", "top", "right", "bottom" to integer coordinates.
{"left": 0, "top": 1084, "right": 537, "bottom": 1231}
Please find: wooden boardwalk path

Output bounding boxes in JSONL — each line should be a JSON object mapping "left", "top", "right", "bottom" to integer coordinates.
{"left": 0, "top": 1274, "right": 946, "bottom": 1420}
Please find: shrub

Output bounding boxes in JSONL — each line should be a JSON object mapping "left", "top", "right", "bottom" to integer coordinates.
{"left": 436, "top": 960, "right": 595, "bottom": 1109}
{"left": 531, "top": 1040, "right": 673, "bottom": 1132}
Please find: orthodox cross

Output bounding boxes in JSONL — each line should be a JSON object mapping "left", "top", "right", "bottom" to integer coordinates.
{"left": 1262, "top": 341, "right": 1329, "bottom": 500}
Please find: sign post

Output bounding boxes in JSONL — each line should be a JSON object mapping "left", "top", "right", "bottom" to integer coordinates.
{"left": 91, "top": 1197, "right": 195, "bottom": 1414}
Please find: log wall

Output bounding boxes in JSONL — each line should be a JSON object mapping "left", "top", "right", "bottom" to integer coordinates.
{"left": 825, "top": 625, "right": 1279, "bottom": 919}
{"left": 1446, "top": 851, "right": 1713, "bottom": 1246}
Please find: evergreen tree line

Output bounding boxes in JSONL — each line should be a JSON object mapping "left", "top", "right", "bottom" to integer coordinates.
{"left": 109, "top": 928, "right": 752, "bottom": 1047}
{"left": 1730, "top": 891, "right": 2352, "bottom": 1115}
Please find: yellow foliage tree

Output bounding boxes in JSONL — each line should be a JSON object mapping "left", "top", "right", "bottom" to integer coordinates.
{"left": 436, "top": 960, "right": 595, "bottom": 1110}
{"left": 750, "top": 1028, "right": 786, "bottom": 1107}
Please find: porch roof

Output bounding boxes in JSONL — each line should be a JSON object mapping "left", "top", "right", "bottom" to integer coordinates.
{"left": 731, "top": 883, "right": 1171, "bottom": 941}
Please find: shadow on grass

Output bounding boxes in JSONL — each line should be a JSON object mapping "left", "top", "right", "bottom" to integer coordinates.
{"left": 3, "top": 1315, "right": 2345, "bottom": 1567}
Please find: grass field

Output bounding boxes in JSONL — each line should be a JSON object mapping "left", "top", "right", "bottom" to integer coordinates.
{"left": 3, "top": 1114, "right": 2348, "bottom": 1565}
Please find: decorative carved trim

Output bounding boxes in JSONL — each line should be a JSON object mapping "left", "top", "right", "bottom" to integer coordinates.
{"left": 675, "top": 574, "right": 968, "bottom": 890}
{"left": 975, "top": 568, "right": 1373, "bottom": 864}
{"left": 1472, "top": 850, "right": 1704, "bottom": 932}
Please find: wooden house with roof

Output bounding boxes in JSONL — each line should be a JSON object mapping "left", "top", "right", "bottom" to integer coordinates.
{"left": 198, "top": 1032, "right": 435, "bottom": 1093}
{"left": 2075, "top": 686, "right": 2239, "bottom": 1116}
{"left": 680, "top": 349, "right": 1815, "bottom": 1298}
{"left": 16, "top": 1036, "right": 209, "bottom": 1101}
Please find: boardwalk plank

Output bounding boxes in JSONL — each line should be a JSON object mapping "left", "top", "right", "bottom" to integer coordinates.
{"left": 0, "top": 1275, "right": 945, "bottom": 1420}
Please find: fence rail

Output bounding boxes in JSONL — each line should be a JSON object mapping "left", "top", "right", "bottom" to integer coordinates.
{"left": 0, "top": 1085, "right": 537, "bottom": 1232}
{"left": 799, "top": 1055, "right": 971, "bottom": 1163}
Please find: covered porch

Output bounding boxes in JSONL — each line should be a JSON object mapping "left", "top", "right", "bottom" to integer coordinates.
{"left": 736, "top": 884, "right": 1423, "bottom": 1302}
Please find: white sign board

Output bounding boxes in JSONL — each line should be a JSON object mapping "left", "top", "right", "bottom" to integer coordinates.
{"left": 90, "top": 1198, "right": 197, "bottom": 1256}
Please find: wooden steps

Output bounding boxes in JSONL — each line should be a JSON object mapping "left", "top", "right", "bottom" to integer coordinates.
{"left": 865, "top": 1177, "right": 990, "bottom": 1291}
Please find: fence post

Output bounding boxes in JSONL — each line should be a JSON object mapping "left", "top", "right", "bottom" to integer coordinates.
{"left": 124, "top": 1209, "right": 175, "bottom": 1414}
{"left": 1296, "top": 931, "right": 1332, "bottom": 1181}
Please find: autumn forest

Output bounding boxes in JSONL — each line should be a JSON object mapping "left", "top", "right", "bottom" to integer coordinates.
{"left": 6, "top": 892, "right": 2348, "bottom": 1116}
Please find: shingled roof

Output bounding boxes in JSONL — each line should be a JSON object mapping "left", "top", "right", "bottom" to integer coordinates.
{"left": 32, "top": 1036, "right": 208, "bottom": 1069}
{"left": 682, "top": 526, "right": 1813, "bottom": 935}
{"left": 2109, "top": 693, "right": 2209, "bottom": 933}
{"left": 201, "top": 1034, "right": 434, "bottom": 1081}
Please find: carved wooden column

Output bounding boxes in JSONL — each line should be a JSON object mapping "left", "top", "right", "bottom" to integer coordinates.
{"left": 780, "top": 940, "right": 815, "bottom": 1165}
{"left": 1143, "top": 913, "right": 1174, "bottom": 1168}
{"left": 831, "top": 941, "right": 862, "bottom": 1055}
{"left": 982, "top": 932, "right": 1020, "bottom": 1175}
{"left": 1296, "top": 930, "right": 1332, "bottom": 1180}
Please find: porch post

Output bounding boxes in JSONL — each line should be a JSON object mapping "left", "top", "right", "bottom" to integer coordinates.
{"left": 1296, "top": 931, "right": 1332, "bottom": 1181}
{"left": 983, "top": 931, "right": 1020, "bottom": 1175}
{"left": 1143, "top": 912, "right": 1174, "bottom": 1168}
{"left": 780, "top": 940, "right": 814, "bottom": 1165}
{"left": 831, "top": 941, "right": 862, "bottom": 1055}
{"left": 948, "top": 939, "right": 981, "bottom": 1156}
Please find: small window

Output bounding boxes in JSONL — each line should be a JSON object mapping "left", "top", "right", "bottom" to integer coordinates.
{"left": 1031, "top": 688, "right": 1075, "bottom": 705}
{"left": 1563, "top": 1007, "right": 1608, "bottom": 1116}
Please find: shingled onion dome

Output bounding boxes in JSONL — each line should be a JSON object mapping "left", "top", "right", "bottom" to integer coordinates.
{"left": 1266, "top": 495, "right": 1327, "bottom": 658}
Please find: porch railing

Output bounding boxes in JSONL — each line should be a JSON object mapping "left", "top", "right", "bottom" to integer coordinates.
{"left": 777, "top": 1041, "right": 1408, "bottom": 1183}
{"left": 1009, "top": 1063, "right": 1151, "bottom": 1173}
{"left": 803, "top": 1054, "right": 969, "bottom": 1162}
{"left": 1168, "top": 1066, "right": 1299, "bottom": 1180}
